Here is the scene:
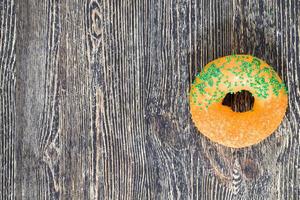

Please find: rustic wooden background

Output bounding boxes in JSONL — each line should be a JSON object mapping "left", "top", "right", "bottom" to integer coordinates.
{"left": 1, "top": 0, "right": 299, "bottom": 199}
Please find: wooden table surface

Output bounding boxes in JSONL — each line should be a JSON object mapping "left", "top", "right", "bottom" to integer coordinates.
{"left": 1, "top": 0, "right": 299, "bottom": 199}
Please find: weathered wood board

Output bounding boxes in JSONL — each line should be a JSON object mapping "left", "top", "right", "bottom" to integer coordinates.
{"left": 1, "top": 0, "right": 299, "bottom": 199}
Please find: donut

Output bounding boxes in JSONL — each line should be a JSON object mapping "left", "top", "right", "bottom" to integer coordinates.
{"left": 189, "top": 55, "right": 288, "bottom": 148}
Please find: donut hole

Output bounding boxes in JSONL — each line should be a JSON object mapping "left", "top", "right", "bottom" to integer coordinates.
{"left": 222, "top": 90, "right": 255, "bottom": 112}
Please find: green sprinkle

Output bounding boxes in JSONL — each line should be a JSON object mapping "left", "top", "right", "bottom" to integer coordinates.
{"left": 252, "top": 58, "right": 261, "bottom": 66}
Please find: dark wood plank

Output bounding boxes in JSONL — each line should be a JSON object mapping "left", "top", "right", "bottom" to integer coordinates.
{"left": 58, "top": 1, "right": 92, "bottom": 199}
{"left": 16, "top": 0, "right": 61, "bottom": 199}
{"left": 86, "top": 0, "right": 152, "bottom": 198}
{"left": 1, "top": 0, "right": 299, "bottom": 199}
{"left": 145, "top": 0, "right": 236, "bottom": 199}
{"left": 0, "top": 0, "right": 16, "bottom": 199}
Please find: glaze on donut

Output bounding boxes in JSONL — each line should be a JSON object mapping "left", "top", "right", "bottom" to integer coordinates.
{"left": 189, "top": 55, "right": 288, "bottom": 148}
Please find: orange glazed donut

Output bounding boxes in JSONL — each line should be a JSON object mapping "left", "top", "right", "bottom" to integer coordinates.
{"left": 189, "top": 55, "right": 288, "bottom": 148}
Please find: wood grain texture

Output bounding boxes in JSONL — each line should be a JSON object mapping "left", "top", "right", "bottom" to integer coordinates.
{"left": 16, "top": 0, "right": 61, "bottom": 199}
{"left": 0, "top": 0, "right": 299, "bottom": 199}
{"left": 0, "top": 0, "right": 16, "bottom": 199}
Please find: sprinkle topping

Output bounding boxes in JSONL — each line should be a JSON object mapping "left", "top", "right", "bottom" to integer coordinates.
{"left": 190, "top": 55, "right": 288, "bottom": 110}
